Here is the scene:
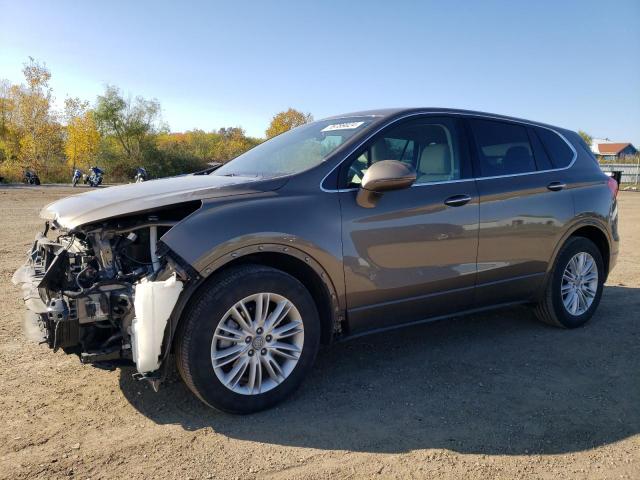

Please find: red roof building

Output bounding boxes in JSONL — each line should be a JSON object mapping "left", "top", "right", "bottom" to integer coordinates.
{"left": 593, "top": 142, "right": 637, "bottom": 160}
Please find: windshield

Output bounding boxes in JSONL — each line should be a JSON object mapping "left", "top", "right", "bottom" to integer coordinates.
{"left": 214, "top": 117, "right": 373, "bottom": 178}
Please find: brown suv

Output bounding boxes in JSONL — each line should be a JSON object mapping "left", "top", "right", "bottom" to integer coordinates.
{"left": 13, "top": 108, "right": 619, "bottom": 413}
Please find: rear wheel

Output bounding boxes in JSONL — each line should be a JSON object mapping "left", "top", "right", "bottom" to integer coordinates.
{"left": 534, "top": 237, "right": 605, "bottom": 328}
{"left": 175, "top": 264, "right": 320, "bottom": 413}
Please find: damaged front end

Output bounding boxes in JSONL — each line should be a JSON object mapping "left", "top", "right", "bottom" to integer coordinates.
{"left": 12, "top": 202, "right": 200, "bottom": 383}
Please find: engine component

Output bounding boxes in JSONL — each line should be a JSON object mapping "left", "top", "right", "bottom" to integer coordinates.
{"left": 45, "top": 297, "right": 78, "bottom": 350}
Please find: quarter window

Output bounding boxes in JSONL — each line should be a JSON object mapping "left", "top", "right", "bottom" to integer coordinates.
{"left": 470, "top": 119, "right": 536, "bottom": 177}
{"left": 534, "top": 127, "right": 574, "bottom": 168}
{"left": 345, "top": 118, "right": 463, "bottom": 187}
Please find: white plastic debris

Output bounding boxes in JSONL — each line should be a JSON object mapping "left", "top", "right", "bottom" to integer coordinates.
{"left": 131, "top": 274, "right": 183, "bottom": 374}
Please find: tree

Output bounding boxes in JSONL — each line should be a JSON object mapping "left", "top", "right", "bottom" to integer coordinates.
{"left": 214, "top": 127, "right": 260, "bottom": 161}
{"left": 94, "top": 85, "right": 162, "bottom": 164}
{"left": 265, "top": 108, "right": 313, "bottom": 138}
{"left": 11, "top": 58, "right": 64, "bottom": 174}
{"left": 578, "top": 130, "right": 593, "bottom": 147}
{"left": 0, "top": 58, "right": 68, "bottom": 182}
{"left": 64, "top": 97, "right": 100, "bottom": 170}
{"left": 153, "top": 127, "right": 261, "bottom": 175}
{"left": 0, "top": 80, "right": 19, "bottom": 164}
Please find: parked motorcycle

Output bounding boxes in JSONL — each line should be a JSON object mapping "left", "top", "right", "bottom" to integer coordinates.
{"left": 72, "top": 168, "right": 82, "bottom": 187}
{"left": 23, "top": 170, "right": 41, "bottom": 185}
{"left": 84, "top": 166, "right": 104, "bottom": 187}
{"left": 135, "top": 167, "right": 148, "bottom": 183}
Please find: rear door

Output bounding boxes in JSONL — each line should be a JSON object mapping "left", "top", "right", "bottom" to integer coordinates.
{"left": 467, "top": 117, "right": 575, "bottom": 307}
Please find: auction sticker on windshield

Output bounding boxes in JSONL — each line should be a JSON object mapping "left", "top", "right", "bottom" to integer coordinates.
{"left": 321, "top": 121, "right": 365, "bottom": 132}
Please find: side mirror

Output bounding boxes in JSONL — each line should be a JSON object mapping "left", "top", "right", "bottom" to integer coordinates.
{"left": 356, "top": 160, "right": 416, "bottom": 208}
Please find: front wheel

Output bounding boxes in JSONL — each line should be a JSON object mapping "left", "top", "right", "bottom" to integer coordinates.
{"left": 175, "top": 264, "right": 320, "bottom": 413}
{"left": 534, "top": 236, "right": 605, "bottom": 328}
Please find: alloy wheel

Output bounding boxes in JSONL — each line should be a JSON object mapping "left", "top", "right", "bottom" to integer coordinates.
{"left": 561, "top": 252, "right": 598, "bottom": 316}
{"left": 210, "top": 292, "right": 304, "bottom": 395}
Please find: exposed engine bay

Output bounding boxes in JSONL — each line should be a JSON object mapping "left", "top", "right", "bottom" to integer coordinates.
{"left": 12, "top": 202, "right": 201, "bottom": 381}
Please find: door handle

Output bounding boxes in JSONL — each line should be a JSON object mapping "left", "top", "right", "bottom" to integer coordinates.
{"left": 547, "top": 181, "right": 566, "bottom": 192}
{"left": 444, "top": 194, "right": 472, "bottom": 207}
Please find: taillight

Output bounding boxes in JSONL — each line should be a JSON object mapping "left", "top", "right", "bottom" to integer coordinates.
{"left": 607, "top": 177, "right": 619, "bottom": 198}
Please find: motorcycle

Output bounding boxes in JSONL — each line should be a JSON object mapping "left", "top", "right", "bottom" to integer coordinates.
{"left": 23, "top": 170, "right": 41, "bottom": 185}
{"left": 84, "top": 167, "right": 104, "bottom": 187}
{"left": 135, "top": 167, "right": 148, "bottom": 183}
{"left": 72, "top": 169, "right": 82, "bottom": 187}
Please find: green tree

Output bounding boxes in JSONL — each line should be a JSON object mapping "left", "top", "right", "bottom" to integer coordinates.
{"left": 578, "top": 130, "right": 593, "bottom": 147}
{"left": 265, "top": 108, "right": 312, "bottom": 138}
{"left": 153, "top": 127, "right": 261, "bottom": 177}
{"left": 94, "top": 85, "right": 162, "bottom": 164}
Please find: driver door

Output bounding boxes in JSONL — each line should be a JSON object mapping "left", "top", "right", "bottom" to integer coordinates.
{"left": 339, "top": 116, "right": 480, "bottom": 334}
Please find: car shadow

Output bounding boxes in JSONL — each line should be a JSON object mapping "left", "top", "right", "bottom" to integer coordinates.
{"left": 119, "top": 285, "right": 640, "bottom": 455}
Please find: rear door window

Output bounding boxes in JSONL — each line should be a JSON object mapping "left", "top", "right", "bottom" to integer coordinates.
{"left": 534, "top": 127, "right": 574, "bottom": 168}
{"left": 469, "top": 119, "right": 536, "bottom": 177}
{"left": 528, "top": 127, "right": 554, "bottom": 170}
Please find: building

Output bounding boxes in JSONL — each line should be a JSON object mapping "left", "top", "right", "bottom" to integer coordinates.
{"left": 591, "top": 139, "right": 638, "bottom": 161}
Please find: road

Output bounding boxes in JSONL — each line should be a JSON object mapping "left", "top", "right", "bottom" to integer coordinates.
{"left": 1, "top": 185, "right": 638, "bottom": 479}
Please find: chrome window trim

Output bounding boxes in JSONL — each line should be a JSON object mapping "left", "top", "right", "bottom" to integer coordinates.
{"left": 320, "top": 111, "right": 578, "bottom": 193}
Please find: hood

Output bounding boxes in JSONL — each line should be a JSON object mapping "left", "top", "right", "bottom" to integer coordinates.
{"left": 41, "top": 174, "right": 287, "bottom": 229}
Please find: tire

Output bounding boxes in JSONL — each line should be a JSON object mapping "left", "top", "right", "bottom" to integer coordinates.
{"left": 175, "top": 264, "right": 321, "bottom": 413}
{"left": 534, "top": 236, "right": 605, "bottom": 328}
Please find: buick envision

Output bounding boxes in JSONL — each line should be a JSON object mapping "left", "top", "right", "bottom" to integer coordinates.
{"left": 13, "top": 109, "right": 619, "bottom": 413}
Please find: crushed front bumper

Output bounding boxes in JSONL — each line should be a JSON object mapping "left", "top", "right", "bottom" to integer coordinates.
{"left": 13, "top": 232, "right": 85, "bottom": 352}
{"left": 12, "top": 233, "right": 55, "bottom": 315}
{"left": 13, "top": 229, "right": 185, "bottom": 376}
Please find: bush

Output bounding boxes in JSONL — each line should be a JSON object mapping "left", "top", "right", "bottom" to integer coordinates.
{"left": 599, "top": 154, "right": 640, "bottom": 165}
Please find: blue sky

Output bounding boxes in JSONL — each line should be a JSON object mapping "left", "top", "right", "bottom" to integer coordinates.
{"left": 1, "top": 0, "right": 639, "bottom": 143}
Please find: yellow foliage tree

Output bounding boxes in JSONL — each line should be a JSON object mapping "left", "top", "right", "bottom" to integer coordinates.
{"left": 265, "top": 108, "right": 313, "bottom": 139}
{"left": 64, "top": 97, "right": 100, "bottom": 170}
{"left": 13, "top": 58, "right": 64, "bottom": 174}
{"left": 0, "top": 58, "right": 69, "bottom": 182}
{"left": 0, "top": 80, "right": 20, "bottom": 165}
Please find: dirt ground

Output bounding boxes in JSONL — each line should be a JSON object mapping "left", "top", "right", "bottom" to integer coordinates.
{"left": 0, "top": 185, "right": 638, "bottom": 480}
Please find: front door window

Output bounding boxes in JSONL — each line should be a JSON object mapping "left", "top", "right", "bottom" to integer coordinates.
{"left": 344, "top": 118, "right": 464, "bottom": 187}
